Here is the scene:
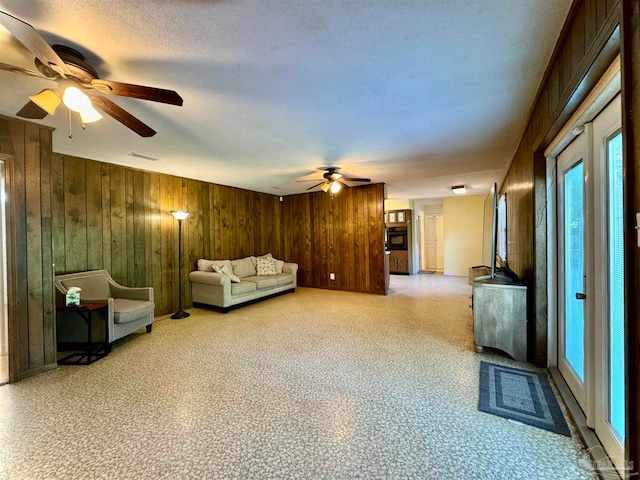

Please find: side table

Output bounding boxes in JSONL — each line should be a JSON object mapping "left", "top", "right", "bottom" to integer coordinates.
{"left": 57, "top": 301, "right": 109, "bottom": 365}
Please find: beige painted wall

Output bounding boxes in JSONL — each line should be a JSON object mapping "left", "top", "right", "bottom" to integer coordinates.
{"left": 443, "top": 195, "right": 484, "bottom": 276}
{"left": 384, "top": 199, "right": 414, "bottom": 211}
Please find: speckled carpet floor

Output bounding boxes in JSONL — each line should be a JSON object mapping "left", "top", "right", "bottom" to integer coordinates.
{"left": 0, "top": 275, "right": 593, "bottom": 479}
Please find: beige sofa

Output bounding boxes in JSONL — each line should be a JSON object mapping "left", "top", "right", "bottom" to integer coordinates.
{"left": 55, "top": 270, "right": 155, "bottom": 350}
{"left": 189, "top": 255, "right": 297, "bottom": 312}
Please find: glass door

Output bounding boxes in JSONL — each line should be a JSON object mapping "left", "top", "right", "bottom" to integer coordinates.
{"left": 592, "top": 95, "right": 625, "bottom": 470}
{"left": 557, "top": 134, "right": 587, "bottom": 412}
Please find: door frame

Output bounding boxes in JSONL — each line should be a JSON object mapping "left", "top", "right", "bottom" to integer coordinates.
{"left": 0, "top": 154, "right": 19, "bottom": 384}
{"left": 545, "top": 57, "right": 622, "bottom": 472}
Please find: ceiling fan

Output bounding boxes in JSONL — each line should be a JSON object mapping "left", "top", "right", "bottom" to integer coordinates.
{"left": 300, "top": 167, "right": 371, "bottom": 193}
{"left": 0, "top": 11, "right": 182, "bottom": 137}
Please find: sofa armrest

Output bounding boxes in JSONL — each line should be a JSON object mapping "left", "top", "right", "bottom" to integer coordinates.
{"left": 189, "top": 271, "right": 230, "bottom": 286}
{"left": 283, "top": 262, "right": 298, "bottom": 275}
{"left": 110, "top": 284, "right": 153, "bottom": 302}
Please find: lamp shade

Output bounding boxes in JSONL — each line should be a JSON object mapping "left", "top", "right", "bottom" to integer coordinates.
{"left": 330, "top": 181, "right": 342, "bottom": 193}
{"left": 28, "top": 89, "right": 61, "bottom": 116}
{"left": 80, "top": 106, "right": 103, "bottom": 124}
{"left": 171, "top": 210, "right": 190, "bottom": 221}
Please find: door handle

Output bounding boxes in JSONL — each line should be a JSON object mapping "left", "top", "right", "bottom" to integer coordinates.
{"left": 575, "top": 292, "right": 586, "bottom": 300}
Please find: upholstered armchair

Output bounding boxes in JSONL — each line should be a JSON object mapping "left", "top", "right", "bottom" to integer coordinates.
{"left": 54, "top": 270, "right": 155, "bottom": 350}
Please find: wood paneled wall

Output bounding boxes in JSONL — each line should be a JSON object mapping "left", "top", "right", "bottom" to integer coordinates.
{"left": 500, "top": 0, "right": 621, "bottom": 366}
{"left": 281, "top": 184, "right": 386, "bottom": 294}
{"left": 0, "top": 117, "right": 56, "bottom": 381}
{"left": 49, "top": 154, "right": 284, "bottom": 316}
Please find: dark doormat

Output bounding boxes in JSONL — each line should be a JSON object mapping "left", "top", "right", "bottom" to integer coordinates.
{"left": 478, "top": 362, "right": 570, "bottom": 436}
{"left": 419, "top": 270, "right": 435, "bottom": 274}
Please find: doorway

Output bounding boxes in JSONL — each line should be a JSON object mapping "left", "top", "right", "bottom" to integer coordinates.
{"left": 0, "top": 160, "right": 8, "bottom": 385}
{"left": 424, "top": 214, "right": 443, "bottom": 272}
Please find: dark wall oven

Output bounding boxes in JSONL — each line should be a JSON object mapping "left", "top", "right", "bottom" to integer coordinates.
{"left": 387, "top": 226, "right": 408, "bottom": 250}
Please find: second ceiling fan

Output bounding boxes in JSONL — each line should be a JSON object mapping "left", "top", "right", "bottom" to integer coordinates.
{"left": 302, "top": 167, "right": 371, "bottom": 193}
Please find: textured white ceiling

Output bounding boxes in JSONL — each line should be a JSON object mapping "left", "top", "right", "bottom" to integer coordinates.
{"left": 0, "top": 0, "right": 571, "bottom": 199}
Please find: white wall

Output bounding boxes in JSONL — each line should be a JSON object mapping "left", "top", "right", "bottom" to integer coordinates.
{"left": 442, "top": 195, "right": 484, "bottom": 276}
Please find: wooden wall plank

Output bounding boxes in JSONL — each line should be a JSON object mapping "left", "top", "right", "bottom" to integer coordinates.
{"left": 24, "top": 124, "right": 44, "bottom": 369}
{"left": 109, "top": 165, "right": 127, "bottom": 284}
{"left": 101, "top": 163, "right": 112, "bottom": 275}
{"left": 39, "top": 130, "right": 55, "bottom": 365}
{"left": 133, "top": 170, "right": 146, "bottom": 287}
{"left": 86, "top": 160, "right": 103, "bottom": 271}
{"left": 51, "top": 153, "right": 65, "bottom": 274}
{"left": 63, "top": 156, "right": 88, "bottom": 273}
{"left": 125, "top": 169, "right": 135, "bottom": 286}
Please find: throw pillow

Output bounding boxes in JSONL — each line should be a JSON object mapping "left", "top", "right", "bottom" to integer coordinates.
{"left": 256, "top": 257, "right": 278, "bottom": 276}
{"left": 272, "top": 258, "right": 285, "bottom": 274}
{"left": 213, "top": 264, "right": 240, "bottom": 283}
{"left": 231, "top": 257, "right": 256, "bottom": 278}
{"left": 251, "top": 253, "right": 273, "bottom": 268}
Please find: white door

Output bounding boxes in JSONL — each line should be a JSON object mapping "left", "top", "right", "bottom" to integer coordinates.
{"left": 435, "top": 215, "right": 444, "bottom": 271}
{"left": 424, "top": 214, "right": 444, "bottom": 271}
{"left": 557, "top": 133, "right": 588, "bottom": 412}
{"left": 592, "top": 95, "right": 625, "bottom": 469}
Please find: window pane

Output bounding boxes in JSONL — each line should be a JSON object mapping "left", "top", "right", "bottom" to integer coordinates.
{"left": 608, "top": 132, "right": 625, "bottom": 440}
{"left": 564, "top": 161, "right": 584, "bottom": 381}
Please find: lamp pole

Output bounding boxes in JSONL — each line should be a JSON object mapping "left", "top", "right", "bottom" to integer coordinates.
{"left": 171, "top": 211, "right": 190, "bottom": 319}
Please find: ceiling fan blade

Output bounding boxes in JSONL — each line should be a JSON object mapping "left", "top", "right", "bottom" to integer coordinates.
{"left": 90, "top": 79, "right": 183, "bottom": 106}
{"left": 337, "top": 180, "right": 350, "bottom": 188}
{"left": 89, "top": 95, "right": 156, "bottom": 137}
{"left": 341, "top": 177, "right": 371, "bottom": 182}
{"left": 0, "top": 61, "right": 46, "bottom": 78}
{"left": 296, "top": 179, "right": 324, "bottom": 182}
{"left": 16, "top": 101, "right": 48, "bottom": 119}
{"left": 306, "top": 182, "right": 325, "bottom": 191}
{"left": 0, "top": 11, "right": 71, "bottom": 77}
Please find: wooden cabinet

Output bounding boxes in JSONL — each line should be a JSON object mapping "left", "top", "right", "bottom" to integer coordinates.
{"left": 468, "top": 268, "right": 527, "bottom": 362}
{"left": 385, "top": 209, "right": 411, "bottom": 226}
{"left": 389, "top": 250, "right": 409, "bottom": 274}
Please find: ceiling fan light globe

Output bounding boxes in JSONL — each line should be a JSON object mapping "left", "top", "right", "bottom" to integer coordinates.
{"left": 321, "top": 183, "right": 331, "bottom": 193}
{"left": 79, "top": 105, "right": 102, "bottom": 123}
{"left": 62, "top": 86, "right": 91, "bottom": 112}
{"left": 28, "top": 89, "right": 61, "bottom": 116}
{"left": 330, "top": 181, "right": 342, "bottom": 193}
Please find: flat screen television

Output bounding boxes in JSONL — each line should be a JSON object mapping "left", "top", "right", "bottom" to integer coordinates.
{"left": 475, "top": 183, "right": 517, "bottom": 282}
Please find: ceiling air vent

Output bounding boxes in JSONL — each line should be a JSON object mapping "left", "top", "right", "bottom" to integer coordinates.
{"left": 128, "top": 152, "right": 158, "bottom": 161}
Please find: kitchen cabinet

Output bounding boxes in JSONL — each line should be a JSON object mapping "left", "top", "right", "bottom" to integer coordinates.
{"left": 389, "top": 250, "right": 409, "bottom": 274}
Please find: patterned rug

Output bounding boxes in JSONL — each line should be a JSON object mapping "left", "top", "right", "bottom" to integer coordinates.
{"left": 419, "top": 270, "right": 435, "bottom": 274}
{"left": 478, "top": 362, "right": 570, "bottom": 436}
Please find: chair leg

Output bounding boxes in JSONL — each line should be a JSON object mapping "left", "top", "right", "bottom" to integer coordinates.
{"left": 146, "top": 324, "right": 153, "bottom": 333}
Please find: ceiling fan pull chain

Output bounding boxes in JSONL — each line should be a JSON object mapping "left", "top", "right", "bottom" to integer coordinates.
{"left": 68, "top": 108, "right": 73, "bottom": 139}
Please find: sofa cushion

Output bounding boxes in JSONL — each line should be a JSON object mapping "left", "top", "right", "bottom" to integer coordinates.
{"left": 60, "top": 276, "right": 111, "bottom": 300}
{"left": 273, "top": 272, "right": 294, "bottom": 286}
{"left": 198, "top": 259, "right": 232, "bottom": 272}
{"left": 213, "top": 264, "right": 240, "bottom": 283}
{"left": 231, "top": 257, "right": 256, "bottom": 278}
{"left": 241, "top": 275, "right": 278, "bottom": 290}
{"left": 113, "top": 299, "right": 155, "bottom": 324}
{"left": 231, "top": 281, "right": 257, "bottom": 296}
{"left": 256, "top": 257, "right": 278, "bottom": 276}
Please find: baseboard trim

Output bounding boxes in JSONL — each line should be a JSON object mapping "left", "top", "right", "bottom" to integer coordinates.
{"left": 19, "top": 362, "right": 58, "bottom": 380}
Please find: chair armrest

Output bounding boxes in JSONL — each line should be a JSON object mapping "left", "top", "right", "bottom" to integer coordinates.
{"left": 110, "top": 284, "right": 153, "bottom": 302}
{"left": 283, "top": 262, "right": 298, "bottom": 275}
{"left": 189, "top": 271, "right": 230, "bottom": 286}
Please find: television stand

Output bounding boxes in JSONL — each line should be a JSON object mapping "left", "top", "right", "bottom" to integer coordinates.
{"left": 468, "top": 267, "right": 528, "bottom": 362}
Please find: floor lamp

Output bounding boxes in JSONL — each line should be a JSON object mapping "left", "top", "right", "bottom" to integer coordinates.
{"left": 171, "top": 210, "right": 190, "bottom": 319}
